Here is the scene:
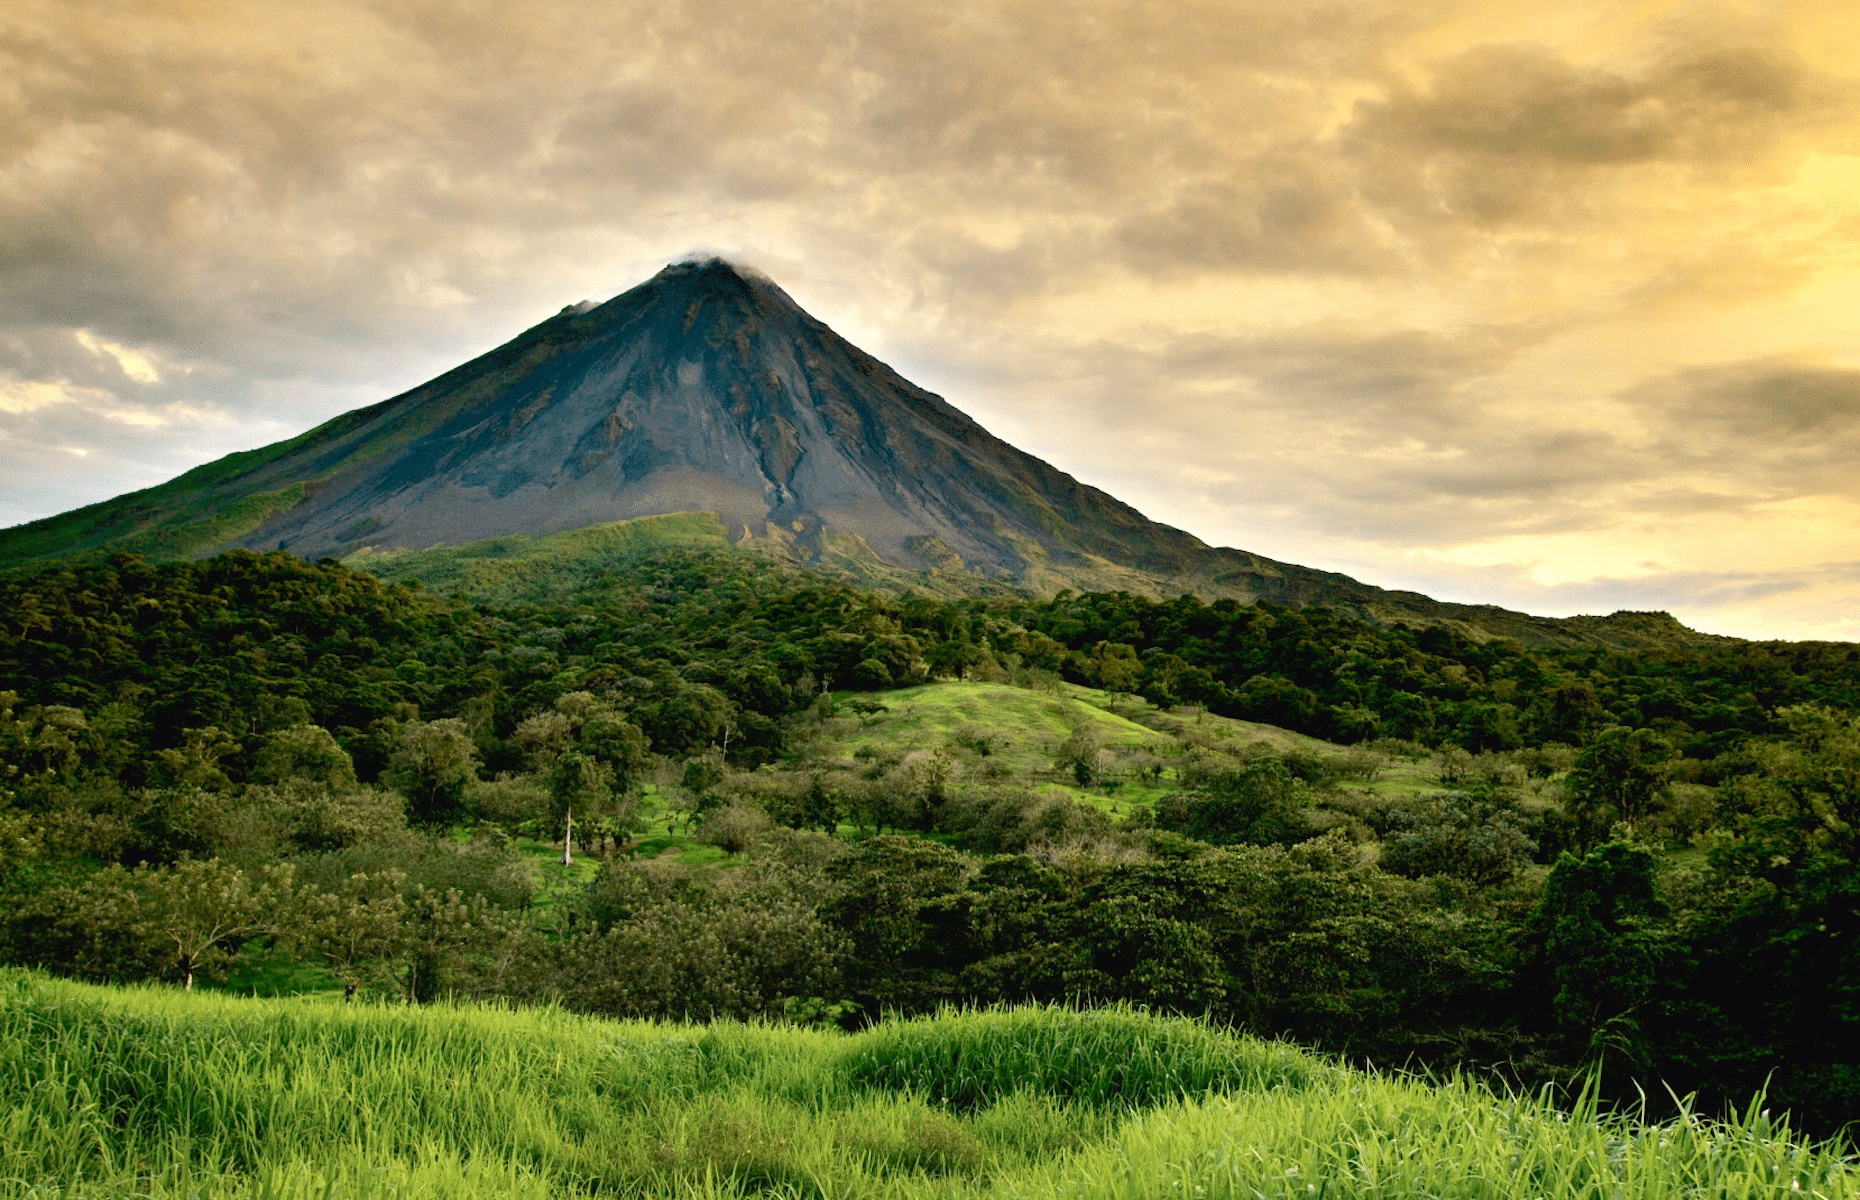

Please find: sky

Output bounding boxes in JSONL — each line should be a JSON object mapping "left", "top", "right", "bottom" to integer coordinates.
{"left": 3, "top": 0, "right": 1858, "bottom": 641}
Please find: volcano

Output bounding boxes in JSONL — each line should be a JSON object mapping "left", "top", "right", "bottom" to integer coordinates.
{"left": 243, "top": 257, "right": 1209, "bottom": 578}
{"left": 0, "top": 258, "right": 1723, "bottom": 648}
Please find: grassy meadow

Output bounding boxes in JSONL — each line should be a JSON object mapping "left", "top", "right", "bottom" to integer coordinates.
{"left": 3, "top": 969, "right": 1848, "bottom": 1200}
{"left": 820, "top": 678, "right": 1439, "bottom": 797}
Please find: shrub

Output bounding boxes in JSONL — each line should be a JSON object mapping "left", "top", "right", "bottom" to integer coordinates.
{"left": 700, "top": 804, "right": 773, "bottom": 855}
{"left": 1376, "top": 793, "right": 1537, "bottom": 885}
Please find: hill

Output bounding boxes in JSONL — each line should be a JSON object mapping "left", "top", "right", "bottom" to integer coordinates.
{"left": 3, "top": 970, "right": 1842, "bottom": 1200}
{"left": 0, "top": 258, "right": 1730, "bottom": 650}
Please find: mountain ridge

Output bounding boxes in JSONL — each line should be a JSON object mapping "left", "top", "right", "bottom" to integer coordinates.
{"left": 0, "top": 258, "right": 1733, "bottom": 650}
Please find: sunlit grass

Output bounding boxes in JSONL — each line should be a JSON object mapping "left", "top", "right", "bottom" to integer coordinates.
{"left": 1, "top": 970, "right": 1846, "bottom": 1200}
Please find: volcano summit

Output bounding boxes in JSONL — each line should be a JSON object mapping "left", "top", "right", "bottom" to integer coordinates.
{"left": 0, "top": 258, "right": 1721, "bottom": 647}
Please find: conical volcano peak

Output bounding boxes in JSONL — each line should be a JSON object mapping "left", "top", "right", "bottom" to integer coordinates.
{"left": 0, "top": 259, "right": 1729, "bottom": 648}
{"left": 109, "top": 253, "right": 1070, "bottom": 573}
{"left": 629, "top": 256, "right": 816, "bottom": 331}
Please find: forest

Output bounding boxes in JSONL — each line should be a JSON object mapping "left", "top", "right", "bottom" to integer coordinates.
{"left": 2, "top": 547, "right": 1857, "bottom": 1134}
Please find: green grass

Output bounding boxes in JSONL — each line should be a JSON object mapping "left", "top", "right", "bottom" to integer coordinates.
{"left": 349, "top": 512, "right": 737, "bottom": 602}
{"left": 210, "top": 946, "right": 344, "bottom": 1001}
{"left": 818, "top": 680, "right": 1441, "bottom": 814}
{"left": 508, "top": 836, "right": 601, "bottom": 914}
{"left": 0, "top": 971, "right": 1845, "bottom": 1200}
{"left": 832, "top": 681, "right": 1173, "bottom": 779}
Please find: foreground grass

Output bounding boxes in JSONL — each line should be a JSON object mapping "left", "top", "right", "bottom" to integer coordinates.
{"left": 1, "top": 971, "right": 1846, "bottom": 1200}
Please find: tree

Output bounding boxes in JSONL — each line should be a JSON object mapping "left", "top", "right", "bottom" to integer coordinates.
{"left": 286, "top": 868, "right": 503, "bottom": 1003}
{"left": 1055, "top": 728, "right": 1107, "bottom": 788}
{"left": 512, "top": 710, "right": 573, "bottom": 770}
{"left": 69, "top": 859, "right": 291, "bottom": 990}
{"left": 152, "top": 726, "right": 239, "bottom": 791}
{"left": 1164, "top": 755, "right": 1310, "bottom": 846}
{"left": 700, "top": 804, "right": 773, "bottom": 855}
{"left": 254, "top": 724, "right": 356, "bottom": 787}
{"left": 791, "top": 773, "right": 842, "bottom": 834}
{"left": 1378, "top": 793, "right": 1537, "bottom": 886}
{"left": 0, "top": 694, "right": 89, "bottom": 797}
{"left": 557, "top": 887, "right": 848, "bottom": 1021}
{"left": 1546, "top": 681, "right": 1603, "bottom": 743}
{"left": 157, "top": 859, "right": 293, "bottom": 990}
{"left": 1677, "top": 705, "right": 1860, "bottom": 1132}
{"left": 899, "top": 749, "right": 962, "bottom": 826}
{"left": 384, "top": 885, "right": 501, "bottom": 1003}
{"left": 384, "top": 719, "right": 480, "bottom": 826}
{"left": 546, "top": 750, "right": 613, "bottom": 850}
{"left": 268, "top": 781, "right": 407, "bottom": 853}
{"left": 1090, "top": 642, "right": 1142, "bottom": 702}
{"left": 463, "top": 772, "right": 552, "bottom": 833}
{"left": 1567, "top": 726, "right": 1673, "bottom": 843}
{"left": 681, "top": 751, "right": 726, "bottom": 800}
{"left": 1234, "top": 675, "right": 1320, "bottom": 731}
{"left": 288, "top": 869, "right": 411, "bottom": 1001}
{"left": 638, "top": 682, "right": 734, "bottom": 757}
{"left": 1534, "top": 842, "right": 1666, "bottom": 1067}
{"left": 578, "top": 712, "right": 651, "bottom": 794}
{"left": 0, "top": 803, "right": 37, "bottom": 878}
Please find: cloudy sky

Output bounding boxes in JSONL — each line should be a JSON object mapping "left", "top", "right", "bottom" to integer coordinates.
{"left": 4, "top": 0, "right": 1858, "bottom": 640}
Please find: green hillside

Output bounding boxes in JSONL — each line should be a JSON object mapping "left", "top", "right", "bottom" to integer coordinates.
{"left": 339, "top": 514, "right": 1736, "bottom": 650}
{"left": 8, "top": 549, "right": 1860, "bottom": 1137}
{"left": 346, "top": 511, "right": 1049, "bottom": 605}
{"left": 347, "top": 511, "right": 739, "bottom": 599}
{"left": 806, "top": 679, "right": 1436, "bottom": 809}
{"left": 2, "top": 970, "right": 1844, "bottom": 1200}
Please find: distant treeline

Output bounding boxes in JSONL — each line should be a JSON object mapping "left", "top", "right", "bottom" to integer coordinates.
{"left": 6, "top": 548, "right": 1859, "bottom": 783}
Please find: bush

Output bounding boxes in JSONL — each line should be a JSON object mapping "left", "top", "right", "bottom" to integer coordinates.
{"left": 557, "top": 889, "right": 848, "bottom": 1021}
{"left": 463, "top": 772, "right": 551, "bottom": 832}
{"left": 583, "top": 857, "right": 707, "bottom": 928}
{"left": 839, "top": 1004, "right": 1322, "bottom": 1111}
{"left": 1159, "top": 754, "right": 1311, "bottom": 846}
{"left": 939, "top": 788, "right": 1113, "bottom": 855}
{"left": 1376, "top": 793, "right": 1537, "bottom": 885}
{"left": 700, "top": 804, "right": 773, "bottom": 855}
{"left": 291, "top": 832, "right": 532, "bottom": 910}
{"left": 253, "top": 724, "right": 357, "bottom": 788}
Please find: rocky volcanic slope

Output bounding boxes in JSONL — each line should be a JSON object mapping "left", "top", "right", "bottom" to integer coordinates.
{"left": 0, "top": 259, "right": 1726, "bottom": 648}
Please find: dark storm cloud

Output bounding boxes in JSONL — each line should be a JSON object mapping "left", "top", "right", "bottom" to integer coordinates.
{"left": 1352, "top": 42, "right": 1818, "bottom": 167}
{"left": 1340, "top": 36, "right": 1848, "bottom": 238}
{"left": 1644, "top": 360, "right": 1860, "bottom": 496}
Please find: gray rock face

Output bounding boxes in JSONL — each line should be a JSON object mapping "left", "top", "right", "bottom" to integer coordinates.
{"left": 244, "top": 258, "right": 1196, "bottom": 575}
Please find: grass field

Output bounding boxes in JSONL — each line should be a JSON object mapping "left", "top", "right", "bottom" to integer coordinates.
{"left": 821, "top": 679, "right": 1445, "bottom": 810}
{"left": 2, "top": 970, "right": 1845, "bottom": 1200}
